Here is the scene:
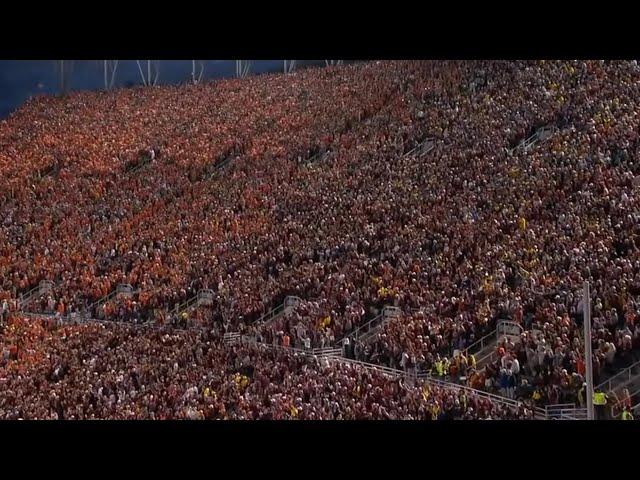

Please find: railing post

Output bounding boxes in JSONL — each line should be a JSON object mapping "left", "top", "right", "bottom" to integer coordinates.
{"left": 584, "top": 281, "right": 595, "bottom": 421}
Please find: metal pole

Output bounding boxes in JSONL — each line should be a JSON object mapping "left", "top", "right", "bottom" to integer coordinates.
{"left": 59, "top": 60, "right": 65, "bottom": 94}
{"left": 584, "top": 281, "right": 595, "bottom": 420}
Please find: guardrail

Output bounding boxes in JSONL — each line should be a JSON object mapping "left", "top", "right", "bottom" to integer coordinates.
{"left": 255, "top": 295, "right": 301, "bottom": 325}
{"left": 197, "top": 289, "right": 214, "bottom": 306}
{"left": 18, "top": 280, "right": 54, "bottom": 310}
{"left": 596, "top": 358, "right": 640, "bottom": 393}
{"left": 330, "top": 357, "right": 535, "bottom": 415}
{"left": 496, "top": 319, "right": 524, "bottom": 341}
{"left": 238, "top": 335, "right": 343, "bottom": 358}
{"left": 87, "top": 283, "right": 138, "bottom": 317}
{"left": 402, "top": 138, "right": 436, "bottom": 159}
{"left": 507, "top": 125, "right": 557, "bottom": 155}
{"left": 116, "top": 284, "right": 134, "bottom": 296}
{"left": 543, "top": 403, "right": 588, "bottom": 420}
{"left": 223, "top": 332, "right": 241, "bottom": 345}
{"left": 256, "top": 302, "right": 285, "bottom": 324}
{"left": 14, "top": 310, "right": 150, "bottom": 327}
{"left": 171, "top": 289, "right": 216, "bottom": 317}
{"left": 610, "top": 386, "right": 640, "bottom": 418}
{"left": 172, "top": 294, "right": 198, "bottom": 316}
{"left": 335, "top": 305, "right": 401, "bottom": 346}
{"left": 310, "top": 347, "right": 343, "bottom": 357}
{"left": 463, "top": 328, "right": 497, "bottom": 357}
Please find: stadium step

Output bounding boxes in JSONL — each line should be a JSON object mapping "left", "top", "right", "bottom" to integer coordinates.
{"left": 223, "top": 332, "right": 241, "bottom": 345}
{"left": 507, "top": 124, "right": 557, "bottom": 155}
{"left": 255, "top": 295, "right": 301, "bottom": 327}
{"left": 207, "top": 156, "right": 234, "bottom": 179}
{"left": 171, "top": 289, "right": 215, "bottom": 318}
{"left": 85, "top": 283, "right": 136, "bottom": 318}
{"left": 474, "top": 341, "right": 499, "bottom": 371}
{"left": 311, "top": 347, "right": 343, "bottom": 358}
{"left": 18, "top": 280, "right": 54, "bottom": 311}
{"left": 338, "top": 358, "right": 531, "bottom": 416}
{"left": 537, "top": 403, "right": 588, "bottom": 420}
{"left": 463, "top": 328, "right": 498, "bottom": 368}
{"left": 402, "top": 137, "right": 436, "bottom": 158}
{"left": 596, "top": 359, "right": 640, "bottom": 398}
{"left": 335, "top": 306, "right": 402, "bottom": 347}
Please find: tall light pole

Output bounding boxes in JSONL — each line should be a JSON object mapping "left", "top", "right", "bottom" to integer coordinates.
{"left": 103, "top": 60, "right": 118, "bottom": 90}
{"left": 584, "top": 281, "right": 595, "bottom": 420}
{"left": 56, "top": 60, "right": 73, "bottom": 94}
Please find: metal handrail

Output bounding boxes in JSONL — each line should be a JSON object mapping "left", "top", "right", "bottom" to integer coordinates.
{"left": 596, "top": 358, "right": 640, "bottom": 393}
{"left": 18, "top": 280, "right": 54, "bottom": 309}
{"left": 14, "top": 310, "right": 150, "bottom": 328}
{"left": 337, "top": 356, "right": 528, "bottom": 412}
{"left": 310, "top": 347, "right": 343, "bottom": 356}
{"left": 416, "top": 371, "right": 527, "bottom": 411}
{"left": 87, "top": 290, "right": 118, "bottom": 314}
{"left": 496, "top": 319, "right": 524, "bottom": 340}
{"left": 334, "top": 311, "right": 383, "bottom": 346}
{"left": 331, "top": 356, "right": 410, "bottom": 378}
{"left": 545, "top": 402, "right": 577, "bottom": 411}
{"left": 87, "top": 283, "right": 139, "bottom": 316}
{"left": 116, "top": 284, "right": 134, "bottom": 295}
{"left": 256, "top": 303, "right": 286, "bottom": 325}
{"left": 476, "top": 349, "right": 498, "bottom": 368}
{"left": 172, "top": 294, "right": 199, "bottom": 316}
{"left": 402, "top": 137, "right": 436, "bottom": 159}
{"left": 284, "top": 296, "right": 302, "bottom": 308}
{"left": 610, "top": 386, "right": 640, "bottom": 417}
{"left": 19, "top": 284, "right": 42, "bottom": 302}
{"left": 335, "top": 305, "right": 401, "bottom": 346}
{"left": 255, "top": 296, "right": 301, "bottom": 326}
{"left": 463, "top": 328, "right": 498, "bottom": 357}
{"left": 197, "top": 289, "right": 215, "bottom": 306}
{"left": 544, "top": 405, "right": 588, "bottom": 420}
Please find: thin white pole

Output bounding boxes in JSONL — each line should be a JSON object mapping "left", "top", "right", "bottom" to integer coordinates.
{"left": 584, "top": 281, "right": 595, "bottom": 420}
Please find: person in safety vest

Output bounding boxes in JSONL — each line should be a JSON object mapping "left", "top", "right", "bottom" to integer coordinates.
{"left": 434, "top": 355, "right": 445, "bottom": 377}
{"left": 468, "top": 353, "right": 476, "bottom": 371}
{"left": 593, "top": 388, "right": 608, "bottom": 420}
{"left": 621, "top": 406, "right": 634, "bottom": 421}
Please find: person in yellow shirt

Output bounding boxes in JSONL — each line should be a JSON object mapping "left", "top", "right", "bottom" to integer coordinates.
{"left": 422, "top": 385, "right": 430, "bottom": 402}
{"left": 532, "top": 388, "right": 542, "bottom": 403}
{"left": 621, "top": 407, "right": 634, "bottom": 421}
{"left": 518, "top": 216, "right": 527, "bottom": 231}
{"left": 319, "top": 316, "right": 331, "bottom": 329}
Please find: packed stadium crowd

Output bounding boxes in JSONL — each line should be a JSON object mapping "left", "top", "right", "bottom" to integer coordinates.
{"left": 1, "top": 59, "right": 640, "bottom": 418}
{"left": 0, "top": 316, "right": 533, "bottom": 420}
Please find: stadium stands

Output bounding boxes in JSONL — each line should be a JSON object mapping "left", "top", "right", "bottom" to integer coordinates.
{"left": 2, "top": 60, "right": 640, "bottom": 419}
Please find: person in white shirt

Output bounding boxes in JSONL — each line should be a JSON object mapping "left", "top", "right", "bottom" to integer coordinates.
{"left": 511, "top": 357, "right": 520, "bottom": 383}
{"left": 342, "top": 337, "right": 350, "bottom": 357}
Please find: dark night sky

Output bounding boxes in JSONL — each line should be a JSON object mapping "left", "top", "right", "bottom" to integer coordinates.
{"left": 0, "top": 60, "right": 325, "bottom": 118}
